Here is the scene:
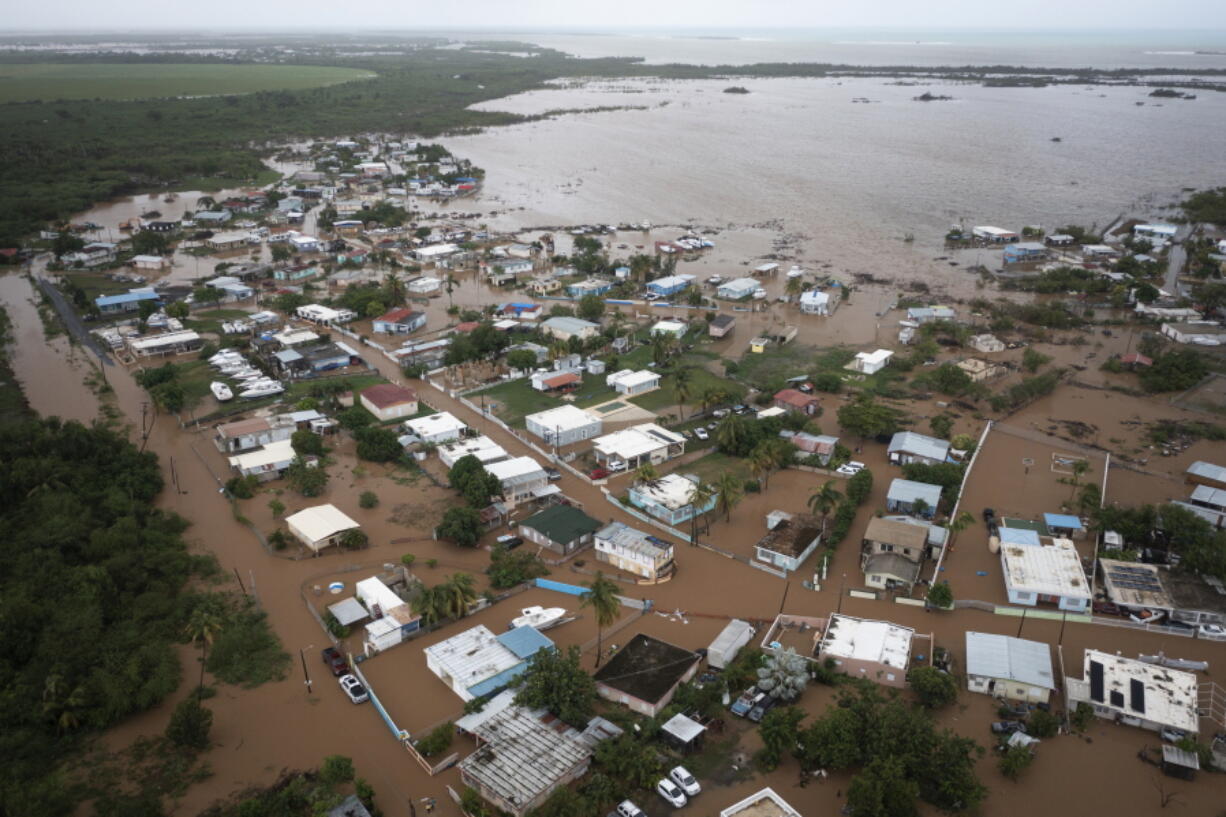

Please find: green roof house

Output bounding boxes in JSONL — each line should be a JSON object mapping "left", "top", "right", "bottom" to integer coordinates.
{"left": 518, "top": 504, "right": 603, "bottom": 556}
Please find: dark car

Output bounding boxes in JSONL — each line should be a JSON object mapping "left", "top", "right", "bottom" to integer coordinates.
{"left": 1093, "top": 599, "right": 1122, "bottom": 616}
{"left": 322, "top": 646, "right": 349, "bottom": 677}
{"left": 982, "top": 507, "right": 996, "bottom": 523}
{"left": 747, "top": 696, "right": 778, "bottom": 723}
{"left": 497, "top": 535, "right": 524, "bottom": 550}
{"left": 990, "top": 720, "right": 1026, "bottom": 735}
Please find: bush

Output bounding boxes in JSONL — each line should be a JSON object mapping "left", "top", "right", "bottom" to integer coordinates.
{"left": 267, "top": 498, "right": 285, "bottom": 518}
{"left": 287, "top": 457, "right": 328, "bottom": 497}
{"left": 400, "top": 553, "right": 416, "bottom": 567}
{"left": 415, "top": 722, "right": 454, "bottom": 757}
{"left": 744, "top": 479, "right": 761, "bottom": 493}
{"left": 323, "top": 611, "right": 350, "bottom": 639}
{"left": 846, "top": 468, "right": 873, "bottom": 506}
{"left": 998, "top": 744, "right": 1034, "bottom": 780}
{"left": 356, "top": 426, "right": 403, "bottom": 462}
{"left": 165, "top": 696, "right": 212, "bottom": 751}
{"left": 908, "top": 666, "right": 957, "bottom": 708}
{"left": 1070, "top": 701, "right": 1095, "bottom": 732}
{"left": 206, "top": 603, "right": 291, "bottom": 687}
{"left": 359, "top": 490, "right": 379, "bottom": 509}
{"left": 438, "top": 506, "right": 484, "bottom": 546}
{"left": 825, "top": 499, "right": 859, "bottom": 546}
{"left": 487, "top": 546, "right": 549, "bottom": 589}
{"left": 225, "top": 474, "right": 259, "bottom": 499}
{"left": 926, "top": 582, "right": 953, "bottom": 609}
{"left": 1025, "top": 709, "right": 1059, "bottom": 738}
{"left": 811, "top": 372, "right": 842, "bottom": 393}
{"left": 320, "top": 754, "right": 355, "bottom": 786}
{"left": 291, "top": 429, "right": 325, "bottom": 456}
{"left": 268, "top": 528, "right": 290, "bottom": 550}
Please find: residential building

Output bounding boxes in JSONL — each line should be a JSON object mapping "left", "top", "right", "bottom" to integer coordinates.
{"left": 799, "top": 289, "right": 831, "bottom": 315}
{"left": 709, "top": 313, "right": 736, "bottom": 337}
{"left": 594, "top": 634, "right": 700, "bottom": 716}
{"left": 969, "top": 333, "right": 1006, "bottom": 353}
{"left": 1134, "top": 223, "right": 1178, "bottom": 241}
{"left": 754, "top": 512, "right": 822, "bottom": 572}
{"left": 285, "top": 504, "right": 361, "bottom": 553}
{"left": 524, "top": 405, "right": 603, "bottom": 447}
{"left": 437, "top": 435, "right": 508, "bottom": 469}
{"left": 212, "top": 410, "right": 325, "bottom": 453}
{"left": 519, "top": 505, "right": 603, "bottom": 557}
{"left": 861, "top": 517, "right": 928, "bottom": 591}
{"left": 194, "top": 210, "right": 231, "bottom": 226}
{"left": 1186, "top": 461, "right": 1226, "bottom": 491}
{"left": 772, "top": 388, "right": 820, "bottom": 416}
{"left": 403, "top": 410, "right": 466, "bottom": 444}
{"left": 486, "top": 456, "right": 549, "bottom": 506}
{"left": 499, "top": 302, "right": 543, "bottom": 321}
{"left": 717, "top": 277, "right": 760, "bottom": 300}
{"left": 206, "top": 231, "right": 254, "bottom": 251}
{"left": 529, "top": 369, "right": 582, "bottom": 392}
{"left": 541, "top": 316, "right": 600, "bottom": 342}
{"left": 972, "top": 226, "right": 1019, "bottom": 242}
{"left": 528, "top": 276, "right": 562, "bottom": 295}
{"left": 965, "top": 632, "right": 1055, "bottom": 704}
{"left": 565, "top": 278, "right": 613, "bottom": 298}
{"left": 906, "top": 306, "right": 957, "bottom": 324}
{"left": 651, "top": 319, "right": 688, "bottom": 338}
{"left": 1181, "top": 484, "right": 1226, "bottom": 528}
{"left": 885, "top": 478, "right": 942, "bottom": 518}
{"left": 1000, "top": 538, "right": 1091, "bottom": 612}
{"left": 957, "top": 357, "right": 1005, "bottom": 382}
{"left": 395, "top": 338, "right": 450, "bottom": 370}
{"left": 719, "top": 788, "right": 803, "bottom": 817}
{"left": 127, "top": 330, "right": 202, "bottom": 358}
{"left": 606, "top": 369, "right": 660, "bottom": 396}
{"left": 296, "top": 304, "right": 355, "bottom": 324}
{"left": 818, "top": 614, "right": 914, "bottom": 688}
{"left": 288, "top": 233, "right": 321, "bottom": 253}
{"left": 646, "top": 274, "right": 694, "bottom": 297}
{"left": 488, "top": 258, "right": 535, "bottom": 284}
{"left": 407, "top": 276, "right": 442, "bottom": 295}
{"left": 1161, "top": 321, "right": 1226, "bottom": 346}
{"left": 846, "top": 349, "right": 893, "bottom": 374}
{"left": 1064, "top": 649, "right": 1199, "bottom": 735}
{"left": 371, "top": 307, "right": 426, "bottom": 335}
{"left": 888, "top": 431, "right": 950, "bottom": 466}
{"left": 424, "top": 624, "right": 554, "bottom": 702}
{"left": 95, "top": 287, "right": 160, "bottom": 315}
{"left": 594, "top": 522, "right": 675, "bottom": 580}
{"left": 1043, "top": 512, "right": 1087, "bottom": 539}
{"left": 131, "top": 254, "right": 170, "bottom": 271}
{"left": 1045, "top": 233, "right": 1075, "bottom": 246}
{"left": 628, "top": 473, "right": 714, "bottom": 526}
{"left": 359, "top": 384, "right": 418, "bottom": 422}
{"left": 782, "top": 430, "right": 839, "bottom": 465}
{"left": 274, "top": 264, "right": 318, "bottom": 282}
{"left": 356, "top": 576, "right": 421, "bottom": 653}
{"left": 1003, "top": 242, "right": 1049, "bottom": 264}
{"left": 227, "top": 438, "right": 300, "bottom": 482}
{"left": 592, "top": 423, "right": 686, "bottom": 469}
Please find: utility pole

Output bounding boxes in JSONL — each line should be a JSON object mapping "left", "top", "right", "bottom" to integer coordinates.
{"left": 299, "top": 646, "right": 313, "bottom": 694}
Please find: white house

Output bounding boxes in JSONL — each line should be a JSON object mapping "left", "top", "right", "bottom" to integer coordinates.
{"left": 969, "top": 333, "right": 1006, "bottom": 353}
{"left": 720, "top": 789, "right": 803, "bottom": 817}
{"left": 650, "top": 319, "right": 688, "bottom": 338}
{"left": 972, "top": 226, "right": 1019, "bottom": 242}
{"left": 408, "top": 276, "right": 442, "bottom": 295}
{"left": 371, "top": 307, "right": 427, "bottom": 335}
{"left": 541, "top": 316, "right": 600, "bottom": 342}
{"left": 606, "top": 369, "right": 660, "bottom": 396}
{"left": 437, "top": 435, "right": 508, "bottom": 469}
{"left": 227, "top": 438, "right": 299, "bottom": 481}
{"left": 403, "top": 411, "right": 466, "bottom": 444}
{"left": 888, "top": 431, "right": 950, "bottom": 466}
{"left": 965, "top": 632, "right": 1055, "bottom": 704}
{"left": 846, "top": 349, "right": 893, "bottom": 374}
{"left": 717, "top": 277, "right": 760, "bottom": 300}
{"left": 359, "top": 384, "right": 419, "bottom": 422}
{"left": 594, "top": 522, "right": 675, "bottom": 580}
{"left": 1065, "top": 649, "right": 1200, "bottom": 735}
{"left": 1161, "top": 322, "right": 1226, "bottom": 346}
{"left": 285, "top": 504, "right": 361, "bottom": 553}
{"left": 799, "top": 290, "right": 830, "bottom": 315}
{"left": 524, "top": 405, "right": 603, "bottom": 447}
{"left": 486, "top": 456, "right": 550, "bottom": 505}
{"left": 131, "top": 254, "right": 170, "bottom": 271}
{"left": 818, "top": 614, "right": 914, "bottom": 688}
{"left": 424, "top": 624, "right": 554, "bottom": 702}
{"left": 1000, "top": 538, "right": 1091, "bottom": 612}
{"left": 628, "top": 473, "right": 717, "bottom": 526}
{"left": 288, "top": 232, "right": 321, "bottom": 253}
{"left": 592, "top": 423, "right": 686, "bottom": 470}
{"left": 1134, "top": 223, "right": 1178, "bottom": 241}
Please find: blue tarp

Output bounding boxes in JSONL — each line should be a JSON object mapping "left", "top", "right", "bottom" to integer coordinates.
{"left": 466, "top": 663, "right": 531, "bottom": 700}
{"left": 1043, "top": 513, "right": 1084, "bottom": 531}
{"left": 496, "top": 626, "right": 554, "bottom": 659}
{"left": 1000, "top": 527, "right": 1041, "bottom": 547}
{"left": 535, "top": 578, "right": 589, "bottom": 597}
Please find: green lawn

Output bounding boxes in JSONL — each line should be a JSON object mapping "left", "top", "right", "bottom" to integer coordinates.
{"left": 470, "top": 372, "right": 618, "bottom": 427}
{"left": 172, "top": 359, "right": 217, "bottom": 407}
{"left": 0, "top": 63, "right": 375, "bottom": 103}
{"left": 629, "top": 364, "right": 745, "bottom": 415}
{"left": 175, "top": 169, "right": 283, "bottom": 193}
{"left": 63, "top": 273, "right": 132, "bottom": 303}
{"left": 735, "top": 343, "right": 838, "bottom": 390}
{"left": 680, "top": 451, "right": 750, "bottom": 484}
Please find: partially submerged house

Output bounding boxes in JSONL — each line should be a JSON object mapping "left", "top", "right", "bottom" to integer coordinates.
{"left": 817, "top": 614, "right": 914, "bottom": 688}
{"left": 719, "top": 788, "right": 803, "bottom": 817}
{"left": 541, "top": 316, "right": 600, "bottom": 342}
{"left": 524, "top": 405, "right": 602, "bottom": 447}
{"left": 708, "top": 313, "right": 736, "bottom": 337}
{"left": 594, "top": 634, "right": 700, "bottom": 716}
{"left": 1000, "top": 538, "right": 1091, "bottom": 612}
{"left": 518, "top": 504, "right": 603, "bottom": 557}
{"left": 969, "top": 333, "right": 1006, "bottom": 353}
{"left": 964, "top": 632, "right": 1055, "bottom": 704}
{"left": 227, "top": 438, "right": 299, "bottom": 482}
{"left": 754, "top": 512, "right": 823, "bottom": 573}
{"left": 371, "top": 307, "right": 426, "bottom": 335}
{"left": 403, "top": 411, "right": 466, "bottom": 444}
{"left": 799, "top": 289, "right": 831, "bottom": 315}
{"left": 628, "top": 473, "right": 714, "bottom": 526}
{"left": 591, "top": 423, "right": 686, "bottom": 469}
{"left": 359, "top": 384, "right": 418, "bottom": 422}
{"left": 594, "top": 521, "right": 676, "bottom": 580}
{"left": 1064, "top": 649, "right": 1200, "bottom": 735}
{"left": 425, "top": 624, "right": 554, "bottom": 702}
{"left": 486, "top": 456, "right": 550, "bottom": 506}
{"left": 861, "top": 517, "right": 929, "bottom": 592}
{"left": 885, "top": 478, "right": 942, "bottom": 518}
{"left": 772, "top": 388, "right": 820, "bottom": 416}
{"left": 285, "top": 504, "right": 361, "bottom": 553}
{"left": 782, "top": 430, "right": 839, "bottom": 465}
{"left": 846, "top": 349, "right": 893, "bottom": 375}
{"left": 437, "top": 435, "right": 508, "bottom": 469}
{"left": 888, "top": 431, "right": 950, "bottom": 466}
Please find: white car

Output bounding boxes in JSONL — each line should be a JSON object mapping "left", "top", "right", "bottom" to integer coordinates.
{"left": 656, "top": 778, "right": 688, "bottom": 808}
{"left": 338, "top": 674, "right": 369, "bottom": 704}
{"left": 836, "top": 461, "right": 865, "bottom": 476}
{"left": 694, "top": 427, "right": 709, "bottom": 441}
{"left": 616, "top": 800, "right": 645, "bottom": 817}
{"left": 669, "top": 766, "right": 701, "bottom": 797}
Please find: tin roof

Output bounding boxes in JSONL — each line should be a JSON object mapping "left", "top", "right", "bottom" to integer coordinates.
{"left": 965, "top": 631, "right": 1055, "bottom": 690}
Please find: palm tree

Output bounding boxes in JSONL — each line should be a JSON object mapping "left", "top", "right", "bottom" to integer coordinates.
{"left": 715, "top": 413, "right": 749, "bottom": 453}
{"left": 412, "top": 585, "right": 444, "bottom": 626}
{"left": 184, "top": 599, "right": 226, "bottom": 698}
{"left": 1069, "top": 459, "right": 1090, "bottom": 500}
{"left": 673, "top": 366, "right": 694, "bottom": 419}
{"left": 195, "top": 195, "right": 216, "bottom": 211}
{"left": 687, "top": 479, "right": 716, "bottom": 544}
{"left": 785, "top": 275, "right": 805, "bottom": 300}
{"left": 748, "top": 444, "right": 775, "bottom": 489}
{"left": 582, "top": 572, "right": 622, "bottom": 668}
{"left": 634, "top": 462, "right": 659, "bottom": 485}
{"left": 651, "top": 333, "right": 672, "bottom": 366}
{"left": 714, "top": 470, "right": 744, "bottom": 523}
{"left": 444, "top": 273, "right": 460, "bottom": 309}
{"left": 807, "top": 480, "right": 842, "bottom": 534}
{"left": 946, "top": 510, "right": 975, "bottom": 547}
{"left": 441, "top": 573, "right": 478, "bottom": 620}
{"left": 382, "top": 271, "right": 406, "bottom": 305}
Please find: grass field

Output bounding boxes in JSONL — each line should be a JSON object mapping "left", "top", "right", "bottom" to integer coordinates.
{"left": 0, "top": 63, "right": 375, "bottom": 103}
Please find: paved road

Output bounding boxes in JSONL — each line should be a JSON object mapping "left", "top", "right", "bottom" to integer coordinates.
{"left": 30, "top": 261, "right": 115, "bottom": 363}
{"left": 1163, "top": 222, "right": 1195, "bottom": 295}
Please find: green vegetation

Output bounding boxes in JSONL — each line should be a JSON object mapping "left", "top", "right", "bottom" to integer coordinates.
{"left": 197, "top": 755, "right": 377, "bottom": 817}
{"left": 437, "top": 506, "right": 484, "bottom": 547}
{"left": 411, "top": 573, "right": 478, "bottom": 626}
{"left": 165, "top": 696, "right": 213, "bottom": 751}
{"left": 907, "top": 667, "right": 957, "bottom": 709}
{"left": 0, "top": 306, "right": 32, "bottom": 424}
{"left": 487, "top": 544, "right": 549, "bottom": 589}
{"left": 1181, "top": 187, "right": 1226, "bottom": 226}
{"left": 926, "top": 581, "right": 954, "bottom": 609}
{"left": 414, "top": 722, "right": 455, "bottom": 757}
{"left": 988, "top": 369, "right": 1064, "bottom": 413}
{"left": 513, "top": 645, "right": 597, "bottom": 727}
{"left": 1005, "top": 265, "right": 1113, "bottom": 295}
{"left": 998, "top": 744, "right": 1035, "bottom": 781}
{"left": 837, "top": 395, "right": 904, "bottom": 439}
{"left": 1139, "top": 349, "right": 1209, "bottom": 393}
{"left": 449, "top": 454, "right": 502, "bottom": 508}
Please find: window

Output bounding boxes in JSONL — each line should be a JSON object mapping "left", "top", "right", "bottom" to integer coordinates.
{"left": 880, "top": 543, "right": 894, "bottom": 552}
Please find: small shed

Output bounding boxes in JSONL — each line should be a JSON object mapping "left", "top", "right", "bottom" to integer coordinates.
{"left": 327, "top": 597, "right": 369, "bottom": 626}
{"left": 1161, "top": 744, "right": 1199, "bottom": 780}
{"left": 1043, "top": 512, "right": 1086, "bottom": 539}
{"left": 660, "top": 712, "right": 707, "bottom": 752}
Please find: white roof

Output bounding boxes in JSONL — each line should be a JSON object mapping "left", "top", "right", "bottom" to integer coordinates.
{"left": 526, "top": 404, "right": 601, "bottom": 433}
{"left": 661, "top": 712, "right": 706, "bottom": 743}
{"left": 404, "top": 411, "right": 466, "bottom": 437}
{"left": 486, "top": 456, "right": 546, "bottom": 485}
{"left": 209, "top": 230, "right": 254, "bottom": 243}
{"left": 719, "top": 788, "right": 802, "bottom": 817}
{"left": 820, "top": 614, "right": 914, "bottom": 670}
{"left": 355, "top": 576, "right": 406, "bottom": 617}
{"left": 800, "top": 290, "right": 829, "bottom": 304}
{"left": 607, "top": 369, "right": 659, "bottom": 389}
{"left": 131, "top": 254, "right": 167, "bottom": 264}
{"left": 856, "top": 349, "right": 894, "bottom": 365}
{"left": 272, "top": 328, "right": 320, "bottom": 346}
{"left": 1188, "top": 461, "right": 1226, "bottom": 483}
{"left": 416, "top": 243, "right": 459, "bottom": 257}
{"left": 1000, "top": 538, "right": 1091, "bottom": 601}
{"left": 633, "top": 472, "right": 700, "bottom": 511}
{"left": 425, "top": 624, "right": 521, "bottom": 691}
{"left": 227, "top": 438, "right": 296, "bottom": 471}
{"left": 965, "top": 632, "right": 1055, "bottom": 690}
{"left": 1191, "top": 484, "right": 1226, "bottom": 509}
{"left": 454, "top": 689, "right": 519, "bottom": 734}
{"left": 973, "top": 225, "right": 1017, "bottom": 236}
{"left": 127, "top": 330, "right": 200, "bottom": 351}
{"left": 437, "top": 435, "right": 507, "bottom": 465}
{"left": 718, "top": 277, "right": 760, "bottom": 293}
{"left": 593, "top": 423, "right": 684, "bottom": 460}
{"left": 1080, "top": 650, "right": 1199, "bottom": 732}
{"left": 285, "top": 504, "right": 359, "bottom": 546}
{"left": 651, "top": 319, "right": 688, "bottom": 334}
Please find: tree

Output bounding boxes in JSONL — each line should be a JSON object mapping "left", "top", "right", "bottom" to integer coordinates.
{"left": 845, "top": 468, "right": 873, "bottom": 506}
{"left": 382, "top": 271, "right": 407, "bottom": 306}
{"left": 715, "top": 413, "right": 750, "bottom": 455}
{"left": 577, "top": 293, "right": 605, "bottom": 322}
{"left": 165, "top": 696, "right": 212, "bottom": 751}
{"left": 757, "top": 705, "right": 805, "bottom": 770}
{"left": 1069, "top": 458, "right": 1090, "bottom": 499}
{"left": 837, "top": 397, "right": 902, "bottom": 440}
{"left": 192, "top": 285, "right": 222, "bottom": 311}
{"left": 359, "top": 490, "right": 379, "bottom": 509}
{"left": 506, "top": 348, "right": 538, "bottom": 372}
{"left": 847, "top": 755, "right": 920, "bottom": 817}
{"left": 438, "top": 573, "right": 478, "bottom": 619}
{"left": 487, "top": 545, "right": 548, "bottom": 588}
{"left": 287, "top": 456, "right": 328, "bottom": 496}
{"left": 748, "top": 443, "right": 776, "bottom": 488}
{"left": 926, "top": 581, "right": 953, "bottom": 609}
{"left": 513, "top": 645, "right": 597, "bottom": 726}
{"left": 1026, "top": 708, "right": 1059, "bottom": 738}
{"left": 320, "top": 754, "right": 356, "bottom": 786}
{"left": 437, "top": 506, "right": 483, "bottom": 547}
{"left": 337, "top": 405, "right": 376, "bottom": 432}
{"left": 51, "top": 231, "right": 85, "bottom": 259}
{"left": 797, "top": 706, "right": 863, "bottom": 771}
{"left": 339, "top": 529, "right": 369, "bottom": 550}
{"left": 1022, "top": 347, "right": 1052, "bottom": 373}
{"left": 290, "top": 429, "right": 324, "bottom": 456}
{"left": 444, "top": 273, "right": 460, "bottom": 309}
{"left": 184, "top": 598, "right": 225, "bottom": 697}
{"left": 165, "top": 300, "right": 190, "bottom": 320}
{"left": 581, "top": 572, "right": 621, "bottom": 668}
{"left": 929, "top": 414, "right": 953, "bottom": 439}
{"left": 356, "top": 426, "right": 403, "bottom": 462}
{"left": 673, "top": 365, "right": 694, "bottom": 418}
{"left": 807, "top": 480, "right": 842, "bottom": 531}
{"left": 1140, "top": 350, "right": 1208, "bottom": 393}
{"left": 593, "top": 734, "right": 662, "bottom": 790}
{"left": 908, "top": 666, "right": 957, "bottom": 708}
{"left": 131, "top": 230, "right": 170, "bottom": 256}
{"left": 714, "top": 470, "right": 744, "bottom": 523}
{"left": 634, "top": 462, "right": 659, "bottom": 485}
{"left": 687, "top": 479, "right": 715, "bottom": 543}
{"left": 998, "top": 744, "right": 1034, "bottom": 780}
{"left": 270, "top": 243, "right": 292, "bottom": 264}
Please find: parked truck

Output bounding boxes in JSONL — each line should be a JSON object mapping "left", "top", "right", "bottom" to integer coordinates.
{"left": 707, "top": 619, "right": 755, "bottom": 670}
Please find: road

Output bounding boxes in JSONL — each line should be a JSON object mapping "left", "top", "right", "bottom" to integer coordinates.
{"left": 1163, "top": 222, "right": 1195, "bottom": 295}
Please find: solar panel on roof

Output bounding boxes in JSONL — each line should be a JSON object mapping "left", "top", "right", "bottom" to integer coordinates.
{"left": 1090, "top": 661, "right": 1104, "bottom": 703}
{"left": 1130, "top": 679, "right": 1145, "bottom": 714}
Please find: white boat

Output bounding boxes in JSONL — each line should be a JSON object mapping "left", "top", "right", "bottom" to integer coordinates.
{"left": 1129, "top": 609, "right": 1166, "bottom": 624}
{"left": 210, "top": 354, "right": 242, "bottom": 366}
{"left": 752, "top": 289, "right": 767, "bottom": 300}
{"left": 786, "top": 266, "right": 805, "bottom": 278}
{"left": 239, "top": 380, "right": 284, "bottom": 399}
{"left": 210, "top": 381, "right": 234, "bottom": 402}
{"left": 510, "top": 606, "right": 566, "bottom": 631}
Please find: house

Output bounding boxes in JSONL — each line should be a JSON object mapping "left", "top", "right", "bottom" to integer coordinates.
{"left": 969, "top": 333, "right": 1006, "bottom": 353}
{"left": 500, "top": 302, "right": 543, "bottom": 321}
{"left": 488, "top": 259, "right": 535, "bottom": 284}
{"left": 818, "top": 614, "right": 914, "bottom": 688}
{"left": 144, "top": 220, "right": 179, "bottom": 233}
{"left": 749, "top": 337, "right": 771, "bottom": 354}
{"left": 437, "top": 435, "right": 508, "bottom": 469}
{"left": 782, "top": 430, "right": 839, "bottom": 465}
{"left": 1181, "top": 484, "right": 1226, "bottom": 528}
{"left": 457, "top": 701, "right": 595, "bottom": 817}
{"left": 95, "top": 287, "right": 160, "bottom": 315}
{"left": 1043, "top": 512, "right": 1087, "bottom": 539}
{"left": 772, "top": 388, "right": 820, "bottom": 416}
{"left": 606, "top": 369, "right": 660, "bottom": 396}
{"left": 541, "top": 316, "right": 600, "bottom": 342}
{"left": 861, "top": 517, "right": 928, "bottom": 591}
{"left": 594, "top": 522, "right": 675, "bottom": 580}
{"left": 404, "top": 410, "right": 466, "bottom": 444}
{"left": 519, "top": 504, "right": 603, "bottom": 556}
{"left": 799, "top": 289, "right": 830, "bottom": 315}
{"left": 285, "top": 504, "right": 361, "bottom": 553}
{"left": 356, "top": 576, "right": 421, "bottom": 653}
{"left": 528, "top": 276, "right": 562, "bottom": 295}
{"left": 274, "top": 264, "right": 318, "bottom": 282}
{"left": 565, "top": 278, "right": 612, "bottom": 298}
{"left": 646, "top": 275, "right": 693, "bottom": 297}
{"left": 885, "top": 478, "right": 942, "bottom": 518}
{"left": 754, "top": 512, "right": 822, "bottom": 572}
{"left": 972, "top": 226, "right": 1019, "bottom": 242}
{"left": 425, "top": 624, "right": 554, "bottom": 702}
{"left": 708, "top": 313, "right": 736, "bottom": 337}
{"left": 486, "top": 456, "right": 549, "bottom": 506}
{"left": 888, "top": 431, "right": 950, "bottom": 466}
{"left": 1000, "top": 538, "right": 1091, "bottom": 612}
{"left": 846, "top": 349, "right": 893, "bottom": 375}
{"left": 964, "top": 632, "right": 1055, "bottom": 704}
{"left": 660, "top": 712, "right": 706, "bottom": 753}
{"left": 131, "top": 254, "right": 170, "bottom": 271}
{"left": 412, "top": 243, "right": 461, "bottom": 264}
{"left": 371, "top": 307, "right": 426, "bottom": 335}
{"left": 227, "top": 438, "right": 300, "bottom": 481}
{"left": 957, "top": 357, "right": 1005, "bottom": 382}
{"left": 529, "top": 370, "right": 582, "bottom": 393}
{"left": 212, "top": 410, "right": 326, "bottom": 453}
{"left": 206, "top": 231, "right": 253, "bottom": 251}
{"left": 594, "top": 634, "right": 700, "bottom": 716}
{"left": 592, "top": 423, "right": 686, "bottom": 470}
{"left": 288, "top": 233, "right": 321, "bottom": 253}
{"left": 651, "top": 319, "right": 688, "bottom": 338}
{"left": 359, "top": 384, "right": 418, "bottom": 422}
{"left": 1045, "top": 233, "right": 1075, "bottom": 246}
{"left": 1064, "top": 650, "right": 1199, "bottom": 735}
{"left": 193, "top": 210, "right": 231, "bottom": 225}
{"left": 1082, "top": 244, "right": 1118, "bottom": 259}
{"left": 126, "top": 330, "right": 203, "bottom": 358}
{"left": 407, "top": 276, "right": 442, "bottom": 295}
{"left": 1161, "top": 321, "right": 1226, "bottom": 346}
{"left": 296, "top": 304, "right": 355, "bottom": 325}
{"left": 719, "top": 788, "right": 803, "bottom": 817}
{"left": 906, "top": 306, "right": 957, "bottom": 324}
{"left": 628, "top": 473, "right": 714, "bottom": 526}
{"left": 1186, "top": 461, "right": 1226, "bottom": 491}
{"left": 717, "top": 277, "right": 760, "bottom": 300}
{"left": 1003, "top": 242, "right": 1049, "bottom": 264}
{"left": 395, "top": 338, "right": 450, "bottom": 370}
{"left": 525, "top": 405, "right": 602, "bottom": 447}
{"left": 1134, "top": 223, "right": 1178, "bottom": 241}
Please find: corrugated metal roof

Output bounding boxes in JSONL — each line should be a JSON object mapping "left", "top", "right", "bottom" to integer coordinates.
{"left": 886, "top": 478, "right": 942, "bottom": 508}
{"left": 888, "top": 431, "right": 950, "bottom": 461}
{"left": 1188, "top": 461, "right": 1226, "bottom": 482}
{"left": 965, "top": 632, "right": 1055, "bottom": 690}
{"left": 496, "top": 626, "right": 554, "bottom": 660}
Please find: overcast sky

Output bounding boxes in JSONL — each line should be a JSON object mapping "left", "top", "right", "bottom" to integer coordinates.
{"left": 5, "top": 1, "right": 1226, "bottom": 33}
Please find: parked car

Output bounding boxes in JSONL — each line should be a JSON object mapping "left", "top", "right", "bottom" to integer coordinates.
{"left": 990, "top": 721, "right": 1026, "bottom": 735}
{"left": 695, "top": 427, "right": 709, "bottom": 441}
{"left": 496, "top": 535, "right": 524, "bottom": 550}
{"left": 656, "top": 778, "right": 687, "bottom": 808}
{"left": 669, "top": 766, "right": 701, "bottom": 797}
{"left": 999, "top": 703, "right": 1030, "bottom": 718}
{"left": 836, "top": 461, "right": 865, "bottom": 476}
{"left": 1160, "top": 727, "right": 1189, "bottom": 744}
{"left": 730, "top": 688, "right": 761, "bottom": 717}
{"left": 748, "top": 696, "right": 777, "bottom": 723}
{"left": 322, "top": 646, "right": 349, "bottom": 677}
{"left": 982, "top": 507, "right": 996, "bottom": 523}
{"left": 545, "top": 467, "right": 562, "bottom": 481}
{"left": 607, "top": 459, "right": 628, "bottom": 472}
{"left": 732, "top": 404, "right": 749, "bottom": 415}
{"left": 338, "top": 674, "right": 368, "bottom": 704}
{"left": 1092, "top": 600, "right": 1123, "bottom": 616}
{"left": 712, "top": 408, "right": 730, "bottom": 418}
{"left": 616, "top": 800, "right": 645, "bottom": 817}
{"left": 1199, "top": 623, "right": 1226, "bottom": 638}
{"left": 589, "top": 467, "right": 610, "bottom": 480}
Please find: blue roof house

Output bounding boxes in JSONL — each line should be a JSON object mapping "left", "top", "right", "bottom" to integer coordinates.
{"left": 646, "top": 275, "right": 694, "bottom": 297}
{"left": 424, "top": 624, "right": 554, "bottom": 702}
{"left": 95, "top": 288, "right": 161, "bottom": 315}
{"left": 886, "top": 479, "right": 943, "bottom": 518}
